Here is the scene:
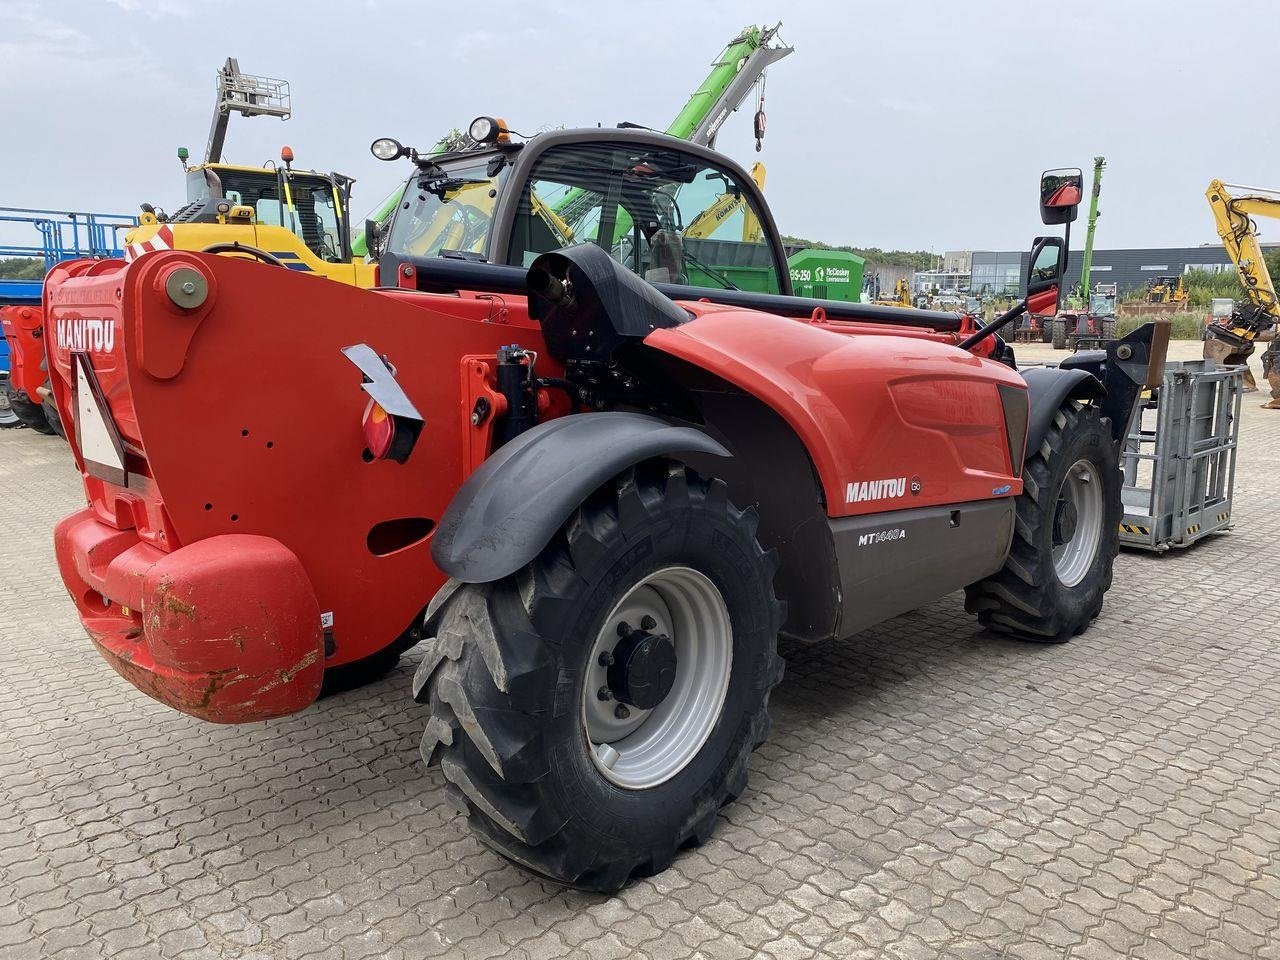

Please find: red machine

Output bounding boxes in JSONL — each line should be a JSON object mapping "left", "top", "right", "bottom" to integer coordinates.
{"left": 44, "top": 130, "right": 1166, "bottom": 889}
{"left": 1, "top": 305, "right": 62, "bottom": 434}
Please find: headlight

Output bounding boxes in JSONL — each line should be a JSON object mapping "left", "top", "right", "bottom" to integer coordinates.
{"left": 370, "top": 137, "right": 404, "bottom": 161}
{"left": 468, "top": 116, "right": 500, "bottom": 143}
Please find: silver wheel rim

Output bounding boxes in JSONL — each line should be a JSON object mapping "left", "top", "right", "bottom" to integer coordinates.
{"left": 1052, "top": 459, "right": 1103, "bottom": 587}
{"left": 582, "top": 566, "right": 732, "bottom": 790}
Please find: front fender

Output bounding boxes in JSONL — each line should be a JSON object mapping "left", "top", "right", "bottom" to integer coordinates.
{"left": 431, "top": 412, "right": 729, "bottom": 583}
{"left": 1020, "top": 367, "right": 1104, "bottom": 456}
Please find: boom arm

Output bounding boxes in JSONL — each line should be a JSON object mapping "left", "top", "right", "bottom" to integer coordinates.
{"left": 1206, "top": 179, "right": 1280, "bottom": 338}
{"left": 667, "top": 23, "right": 793, "bottom": 148}
{"left": 203, "top": 58, "right": 291, "bottom": 164}
{"left": 1075, "top": 157, "right": 1104, "bottom": 301}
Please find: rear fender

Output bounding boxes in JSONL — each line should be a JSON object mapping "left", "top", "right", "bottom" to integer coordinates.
{"left": 430, "top": 412, "right": 729, "bottom": 583}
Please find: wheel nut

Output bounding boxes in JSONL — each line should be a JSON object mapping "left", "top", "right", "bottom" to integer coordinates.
{"left": 598, "top": 651, "right": 615, "bottom": 667}
{"left": 640, "top": 615, "right": 657, "bottom": 630}
{"left": 614, "top": 703, "right": 631, "bottom": 720}
{"left": 597, "top": 686, "right": 612, "bottom": 701}
{"left": 616, "top": 621, "right": 632, "bottom": 638}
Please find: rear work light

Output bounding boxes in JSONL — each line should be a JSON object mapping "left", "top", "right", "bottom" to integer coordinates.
{"left": 341, "top": 343, "right": 424, "bottom": 464}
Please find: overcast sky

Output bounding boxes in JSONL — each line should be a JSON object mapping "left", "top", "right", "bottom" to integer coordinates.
{"left": 2, "top": 0, "right": 1276, "bottom": 254}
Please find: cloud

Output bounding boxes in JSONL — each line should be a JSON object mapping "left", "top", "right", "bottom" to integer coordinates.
{"left": 879, "top": 97, "right": 934, "bottom": 118}
{"left": 102, "top": 0, "right": 204, "bottom": 17}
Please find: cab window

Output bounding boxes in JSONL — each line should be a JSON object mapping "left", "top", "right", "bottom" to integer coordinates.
{"left": 507, "top": 142, "right": 781, "bottom": 294}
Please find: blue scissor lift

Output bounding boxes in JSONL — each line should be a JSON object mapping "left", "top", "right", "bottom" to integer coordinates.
{"left": 1, "top": 207, "right": 137, "bottom": 427}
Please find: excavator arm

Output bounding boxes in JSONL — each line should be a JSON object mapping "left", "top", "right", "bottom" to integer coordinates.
{"left": 1206, "top": 179, "right": 1280, "bottom": 338}
{"left": 1205, "top": 179, "right": 1280, "bottom": 406}
{"left": 683, "top": 162, "right": 767, "bottom": 242}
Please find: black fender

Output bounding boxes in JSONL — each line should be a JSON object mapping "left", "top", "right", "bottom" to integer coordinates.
{"left": 1020, "top": 367, "right": 1104, "bottom": 458}
{"left": 431, "top": 412, "right": 730, "bottom": 583}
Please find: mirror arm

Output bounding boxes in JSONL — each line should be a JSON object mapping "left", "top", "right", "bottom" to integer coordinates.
{"left": 957, "top": 301, "right": 1027, "bottom": 352}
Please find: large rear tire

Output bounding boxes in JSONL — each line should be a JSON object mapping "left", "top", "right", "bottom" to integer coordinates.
{"left": 964, "top": 400, "right": 1120, "bottom": 642}
{"left": 1051, "top": 318, "right": 1068, "bottom": 350}
{"left": 0, "top": 377, "right": 22, "bottom": 429}
{"left": 1101, "top": 318, "right": 1117, "bottom": 341}
{"left": 413, "top": 462, "right": 784, "bottom": 891}
{"left": 3, "top": 381, "right": 55, "bottom": 432}
{"left": 42, "top": 398, "right": 65, "bottom": 439}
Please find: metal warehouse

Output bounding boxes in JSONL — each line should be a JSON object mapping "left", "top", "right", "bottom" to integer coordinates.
{"left": 961, "top": 244, "right": 1280, "bottom": 297}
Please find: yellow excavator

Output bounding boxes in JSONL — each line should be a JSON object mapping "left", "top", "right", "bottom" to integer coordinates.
{"left": 874, "top": 278, "right": 912, "bottom": 308}
{"left": 1203, "top": 178, "right": 1280, "bottom": 407}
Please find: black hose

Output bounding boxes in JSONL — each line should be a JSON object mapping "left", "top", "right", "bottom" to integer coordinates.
{"left": 199, "top": 242, "right": 286, "bottom": 267}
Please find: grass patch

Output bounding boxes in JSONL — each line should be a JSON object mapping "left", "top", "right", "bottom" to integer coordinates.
{"left": 1116, "top": 313, "right": 1205, "bottom": 340}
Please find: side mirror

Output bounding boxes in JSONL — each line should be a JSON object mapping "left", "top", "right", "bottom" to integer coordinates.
{"left": 1039, "top": 167, "right": 1083, "bottom": 225}
{"left": 364, "top": 218, "right": 383, "bottom": 260}
{"left": 1025, "top": 236, "right": 1065, "bottom": 314}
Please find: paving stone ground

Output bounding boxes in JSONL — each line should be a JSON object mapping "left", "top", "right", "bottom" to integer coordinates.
{"left": 1, "top": 341, "right": 1277, "bottom": 960}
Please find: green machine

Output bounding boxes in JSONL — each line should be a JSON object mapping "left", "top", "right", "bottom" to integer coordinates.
{"left": 355, "top": 24, "right": 794, "bottom": 260}
{"left": 788, "top": 249, "right": 866, "bottom": 301}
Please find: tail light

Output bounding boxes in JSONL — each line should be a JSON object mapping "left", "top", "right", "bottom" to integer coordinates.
{"left": 341, "top": 344, "right": 423, "bottom": 464}
{"left": 362, "top": 399, "right": 399, "bottom": 460}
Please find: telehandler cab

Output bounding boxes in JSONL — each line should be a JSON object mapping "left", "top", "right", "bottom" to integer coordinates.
{"left": 45, "top": 127, "right": 1167, "bottom": 890}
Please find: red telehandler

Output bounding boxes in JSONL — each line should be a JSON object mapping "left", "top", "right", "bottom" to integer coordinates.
{"left": 44, "top": 125, "right": 1167, "bottom": 890}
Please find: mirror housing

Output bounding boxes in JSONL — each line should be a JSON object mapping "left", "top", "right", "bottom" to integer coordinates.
{"left": 1039, "top": 167, "right": 1083, "bottom": 225}
{"left": 1025, "top": 236, "right": 1065, "bottom": 315}
{"left": 364, "top": 218, "right": 383, "bottom": 261}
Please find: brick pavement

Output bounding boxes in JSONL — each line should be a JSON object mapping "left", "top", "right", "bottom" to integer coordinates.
{"left": 1, "top": 342, "right": 1277, "bottom": 959}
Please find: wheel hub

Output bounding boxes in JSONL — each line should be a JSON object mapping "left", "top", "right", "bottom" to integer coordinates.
{"left": 1051, "top": 458, "right": 1104, "bottom": 588}
{"left": 1053, "top": 498, "right": 1079, "bottom": 544}
{"left": 582, "top": 567, "right": 733, "bottom": 790}
{"left": 607, "top": 623, "right": 677, "bottom": 710}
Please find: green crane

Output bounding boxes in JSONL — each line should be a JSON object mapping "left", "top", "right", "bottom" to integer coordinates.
{"left": 1074, "top": 156, "right": 1105, "bottom": 304}
{"left": 355, "top": 25, "right": 793, "bottom": 257}
{"left": 668, "top": 22, "right": 793, "bottom": 147}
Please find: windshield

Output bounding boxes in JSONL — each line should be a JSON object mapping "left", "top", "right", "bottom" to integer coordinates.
{"left": 508, "top": 142, "right": 781, "bottom": 293}
{"left": 385, "top": 157, "right": 507, "bottom": 260}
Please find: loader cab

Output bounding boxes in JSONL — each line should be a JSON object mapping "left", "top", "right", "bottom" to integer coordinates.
{"left": 181, "top": 163, "right": 352, "bottom": 263}
{"left": 375, "top": 128, "right": 789, "bottom": 297}
{"left": 507, "top": 139, "right": 783, "bottom": 294}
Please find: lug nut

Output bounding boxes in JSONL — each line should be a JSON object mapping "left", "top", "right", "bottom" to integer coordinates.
{"left": 597, "top": 686, "right": 612, "bottom": 702}
{"left": 640, "top": 615, "right": 657, "bottom": 630}
{"left": 598, "top": 651, "right": 615, "bottom": 667}
{"left": 616, "top": 620, "right": 632, "bottom": 637}
{"left": 614, "top": 703, "right": 631, "bottom": 720}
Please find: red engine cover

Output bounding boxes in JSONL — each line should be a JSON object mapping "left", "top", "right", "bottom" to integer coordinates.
{"left": 646, "top": 303, "right": 1026, "bottom": 513}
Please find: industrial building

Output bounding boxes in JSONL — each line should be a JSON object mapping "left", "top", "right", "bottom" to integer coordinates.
{"left": 956, "top": 244, "right": 1279, "bottom": 298}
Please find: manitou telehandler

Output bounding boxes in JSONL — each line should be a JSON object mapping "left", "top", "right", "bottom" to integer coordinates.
{"left": 44, "top": 127, "right": 1166, "bottom": 891}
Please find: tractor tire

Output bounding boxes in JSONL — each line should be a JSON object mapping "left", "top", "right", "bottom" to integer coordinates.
{"left": 1101, "top": 318, "right": 1117, "bottom": 342}
{"left": 413, "top": 461, "right": 784, "bottom": 891}
{"left": 964, "top": 400, "right": 1120, "bottom": 642}
{"left": 0, "top": 377, "right": 22, "bottom": 430}
{"left": 1051, "top": 318, "right": 1069, "bottom": 350}
{"left": 41, "top": 397, "right": 64, "bottom": 438}
{"left": 2, "top": 381, "right": 52, "bottom": 433}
